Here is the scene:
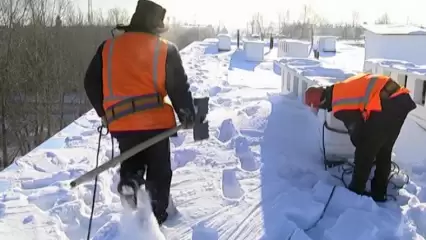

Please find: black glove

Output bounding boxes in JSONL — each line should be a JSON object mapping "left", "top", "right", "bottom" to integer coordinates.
{"left": 178, "top": 108, "right": 195, "bottom": 129}
{"left": 101, "top": 116, "right": 108, "bottom": 127}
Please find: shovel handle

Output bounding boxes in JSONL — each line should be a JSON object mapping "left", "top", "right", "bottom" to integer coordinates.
{"left": 70, "top": 125, "right": 183, "bottom": 188}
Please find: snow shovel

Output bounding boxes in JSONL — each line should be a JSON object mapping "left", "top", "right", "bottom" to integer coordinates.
{"left": 70, "top": 97, "right": 210, "bottom": 188}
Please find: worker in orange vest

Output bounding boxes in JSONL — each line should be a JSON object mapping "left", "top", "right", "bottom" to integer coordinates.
{"left": 304, "top": 73, "right": 416, "bottom": 202}
{"left": 84, "top": 0, "right": 195, "bottom": 225}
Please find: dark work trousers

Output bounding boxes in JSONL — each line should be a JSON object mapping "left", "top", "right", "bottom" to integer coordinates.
{"left": 348, "top": 94, "right": 415, "bottom": 197}
{"left": 112, "top": 129, "right": 172, "bottom": 220}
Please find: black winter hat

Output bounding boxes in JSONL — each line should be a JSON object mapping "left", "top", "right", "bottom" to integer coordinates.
{"left": 117, "top": 0, "right": 167, "bottom": 33}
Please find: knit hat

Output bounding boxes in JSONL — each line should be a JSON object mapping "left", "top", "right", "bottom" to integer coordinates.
{"left": 304, "top": 85, "right": 325, "bottom": 109}
{"left": 116, "top": 0, "right": 167, "bottom": 33}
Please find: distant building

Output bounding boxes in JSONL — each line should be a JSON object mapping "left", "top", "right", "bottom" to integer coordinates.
{"left": 362, "top": 24, "right": 426, "bottom": 65}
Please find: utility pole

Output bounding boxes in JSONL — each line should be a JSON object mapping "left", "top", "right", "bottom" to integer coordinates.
{"left": 88, "top": 0, "right": 93, "bottom": 25}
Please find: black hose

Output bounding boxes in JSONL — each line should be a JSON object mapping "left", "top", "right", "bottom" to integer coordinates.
{"left": 86, "top": 125, "right": 114, "bottom": 240}
{"left": 287, "top": 186, "right": 337, "bottom": 239}
{"left": 286, "top": 119, "right": 410, "bottom": 238}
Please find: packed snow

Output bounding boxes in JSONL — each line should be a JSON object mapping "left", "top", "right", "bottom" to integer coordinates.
{"left": 1, "top": 38, "right": 426, "bottom": 240}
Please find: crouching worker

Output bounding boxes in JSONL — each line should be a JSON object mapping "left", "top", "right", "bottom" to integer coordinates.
{"left": 304, "top": 73, "right": 416, "bottom": 202}
{"left": 84, "top": 0, "right": 195, "bottom": 225}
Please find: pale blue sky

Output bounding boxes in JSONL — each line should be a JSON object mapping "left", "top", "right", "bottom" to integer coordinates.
{"left": 76, "top": 0, "right": 426, "bottom": 28}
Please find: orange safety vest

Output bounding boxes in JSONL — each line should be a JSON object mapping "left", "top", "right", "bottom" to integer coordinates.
{"left": 332, "top": 73, "right": 410, "bottom": 120}
{"left": 101, "top": 32, "right": 176, "bottom": 132}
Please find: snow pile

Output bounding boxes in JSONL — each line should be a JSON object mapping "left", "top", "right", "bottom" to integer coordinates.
{"left": 0, "top": 39, "right": 426, "bottom": 240}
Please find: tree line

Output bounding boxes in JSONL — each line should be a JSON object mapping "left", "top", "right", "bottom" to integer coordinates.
{"left": 0, "top": 0, "right": 215, "bottom": 170}
{"left": 244, "top": 6, "right": 422, "bottom": 40}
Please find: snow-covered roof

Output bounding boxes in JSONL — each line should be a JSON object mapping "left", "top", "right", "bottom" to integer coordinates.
{"left": 244, "top": 40, "right": 264, "bottom": 44}
{"left": 281, "top": 39, "right": 311, "bottom": 44}
{"left": 314, "top": 35, "right": 338, "bottom": 39}
{"left": 2, "top": 38, "right": 426, "bottom": 240}
{"left": 362, "top": 24, "right": 426, "bottom": 35}
{"left": 365, "top": 58, "right": 426, "bottom": 76}
{"left": 280, "top": 57, "right": 357, "bottom": 86}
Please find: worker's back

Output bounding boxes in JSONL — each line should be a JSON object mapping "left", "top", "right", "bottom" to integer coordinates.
{"left": 101, "top": 32, "right": 176, "bottom": 132}
{"left": 103, "top": 33, "right": 167, "bottom": 99}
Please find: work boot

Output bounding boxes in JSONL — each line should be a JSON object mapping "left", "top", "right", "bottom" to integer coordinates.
{"left": 117, "top": 174, "right": 146, "bottom": 210}
{"left": 154, "top": 195, "right": 177, "bottom": 225}
{"left": 117, "top": 178, "right": 139, "bottom": 209}
{"left": 144, "top": 181, "right": 178, "bottom": 225}
{"left": 348, "top": 182, "right": 364, "bottom": 195}
{"left": 362, "top": 191, "right": 387, "bottom": 202}
{"left": 347, "top": 157, "right": 373, "bottom": 195}
{"left": 347, "top": 185, "right": 387, "bottom": 202}
{"left": 155, "top": 211, "right": 169, "bottom": 225}
{"left": 145, "top": 181, "right": 169, "bottom": 225}
{"left": 347, "top": 172, "right": 368, "bottom": 195}
{"left": 371, "top": 194, "right": 387, "bottom": 202}
{"left": 369, "top": 178, "right": 388, "bottom": 202}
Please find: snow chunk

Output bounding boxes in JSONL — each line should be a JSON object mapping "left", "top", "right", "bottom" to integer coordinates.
{"left": 171, "top": 147, "right": 199, "bottom": 170}
{"left": 281, "top": 188, "right": 325, "bottom": 230}
{"left": 291, "top": 228, "right": 313, "bottom": 240}
{"left": 234, "top": 136, "right": 259, "bottom": 171}
{"left": 92, "top": 215, "right": 120, "bottom": 240}
{"left": 21, "top": 171, "right": 71, "bottom": 189}
{"left": 406, "top": 203, "right": 426, "bottom": 236}
{"left": 324, "top": 208, "right": 379, "bottom": 240}
{"left": 222, "top": 168, "right": 244, "bottom": 200}
{"left": 192, "top": 220, "right": 219, "bottom": 239}
{"left": 312, "top": 181, "right": 378, "bottom": 213}
{"left": 217, "top": 118, "right": 239, "bottom": 143}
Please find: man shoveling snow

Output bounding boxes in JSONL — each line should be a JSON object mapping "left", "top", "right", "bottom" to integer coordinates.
{"left": 304, "top": 73, "right": 416, "bottom": 202}
{"left": 84, "top": 0, "right": 197, "bottom": 225}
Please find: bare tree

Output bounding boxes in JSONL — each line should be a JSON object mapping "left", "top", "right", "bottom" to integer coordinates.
{"left": 300, "top": 4, "right": 311, "bottom": 24}
{"left": 0, "top": 0, "right": 30, "bottom": 168}
{"left": 375, "top": 13, "right": 390, "bottom": 24}
{"left": 298, "top": 4, "right": 315, "bottom": 39}
{"left": 352, "top": 11, "right": 359, "bottom": 27}
{"left": 0, "top": 0, "right": 216, "bottom": 170}
{"left": 247, "top": 18, "right": 254, "bottom": 35}
{"left": 277, "top": 10, "right": 291, "bottom": 36}
{"left": 247, "top": 13, "right": 265, "bottom": 39}
{"left": 106, "top": 7, "right": 130, "bottom": 26}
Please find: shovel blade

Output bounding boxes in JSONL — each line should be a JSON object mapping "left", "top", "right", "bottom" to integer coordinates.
{"left": 194, "top": 121, "right": 209, "bottom": 141}
{"left": 193, "top": 97, "right": 210, "bottom": 141}
{"left": 194, "top": 97, "right": 209, "bottom": 116}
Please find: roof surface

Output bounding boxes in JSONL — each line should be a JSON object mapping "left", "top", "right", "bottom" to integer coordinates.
{"left": 362, "top": 24, "right": 426, "bottom": 35}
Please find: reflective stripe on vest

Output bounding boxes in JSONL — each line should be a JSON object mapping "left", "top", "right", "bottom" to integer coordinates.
{"left": 103, "top": 37, "right": 163, "bottom": 123}
{"left": 331, "top": 75, "right": 379, "bottom": 111}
